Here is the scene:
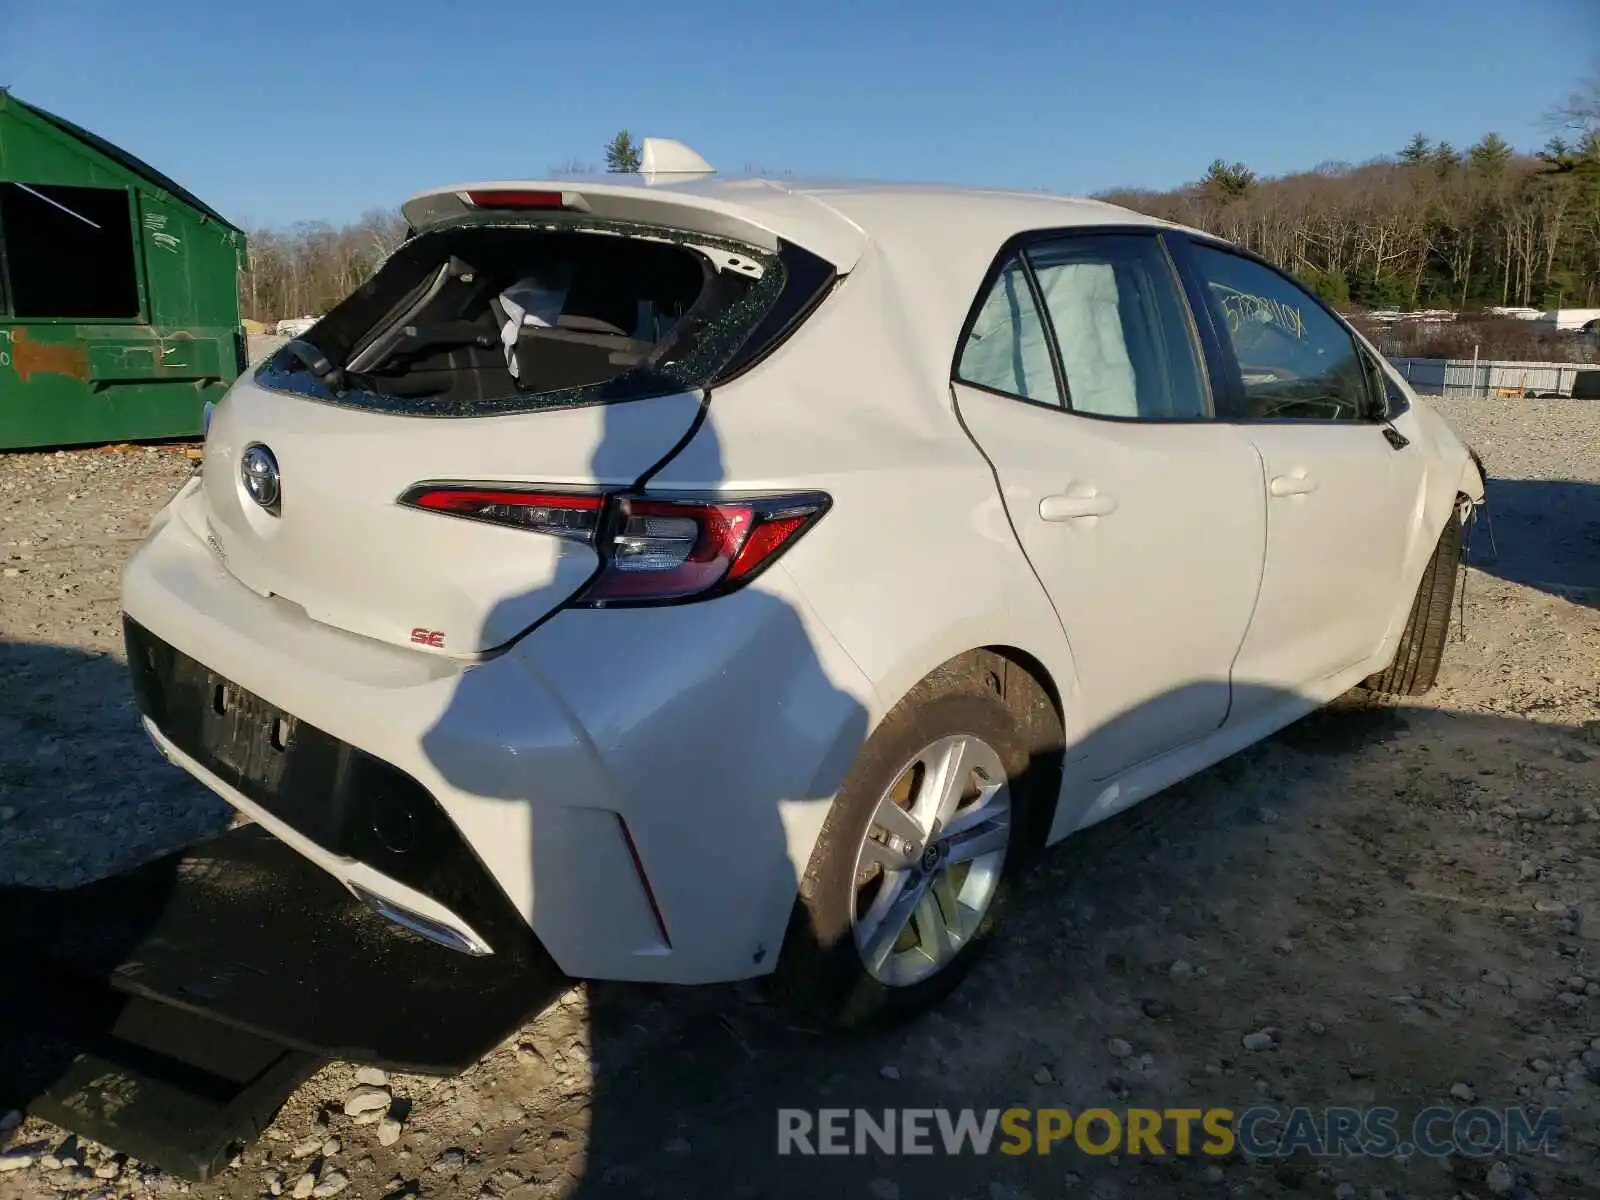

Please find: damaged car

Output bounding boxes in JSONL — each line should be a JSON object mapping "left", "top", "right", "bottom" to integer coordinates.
{"left": 121, "top": 139, "right": 1487, "bottom": 1031}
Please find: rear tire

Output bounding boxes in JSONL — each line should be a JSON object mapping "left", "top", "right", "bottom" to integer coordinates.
{"left": 1362, "top": 509, "right": 1462, "bottom": 697}
{"left": 772, "top": 651, "right": 1060, "bottom": 1029}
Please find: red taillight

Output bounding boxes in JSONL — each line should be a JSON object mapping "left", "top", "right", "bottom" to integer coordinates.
{"left": 728, "top": 515, "right": 808, "bottom": 581}
{"left": 401, "top": 486, "right": 603, "bottom": 544}
{"left": 399, "top": 484, "right": 829, "bottom": 605}
{"left": 585, "top": 494, "right": 827, "bottom": 605}
{"left": 584, "top": 497, "right": 756, "bottom": 602}
{"left": 463, "top": 189, "right": 567, "bottom": 209}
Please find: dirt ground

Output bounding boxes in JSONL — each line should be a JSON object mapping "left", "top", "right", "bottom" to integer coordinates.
{"left": 1, "top": 397, "right": 1598, "bottom": 1200}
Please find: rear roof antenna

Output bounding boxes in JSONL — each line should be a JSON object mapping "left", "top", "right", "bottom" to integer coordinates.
{"left": 640, "top": 138, "right": 715, "bottom": 182}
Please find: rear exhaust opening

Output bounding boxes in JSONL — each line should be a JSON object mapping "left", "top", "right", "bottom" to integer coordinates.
{"left": 254, "top": 215, "right": 836, "bottom": 417}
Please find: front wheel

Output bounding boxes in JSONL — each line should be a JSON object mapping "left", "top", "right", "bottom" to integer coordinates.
{"left": 773, "top": 653, "right": 1058, "bottom": 1028}
{"left": 1362, "top": 508, "right": 1463, "bottom": 696}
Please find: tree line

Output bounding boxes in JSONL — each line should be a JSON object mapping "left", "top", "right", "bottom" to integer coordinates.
{"left": 239, "top": 79, "right": 1600, "bottom": 324}
{"left": 239, "top": 209, "right": 409, "bottom": 324}
{"left": 236, "top": 131, "right": 647, "bottom": 323}
{"left": 1102, "top": 74, "right": 1600, "bottom": 312}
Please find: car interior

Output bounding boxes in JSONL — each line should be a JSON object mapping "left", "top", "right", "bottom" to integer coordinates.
{"left": 332, "top": 227, "right": 733, "bottom": 404}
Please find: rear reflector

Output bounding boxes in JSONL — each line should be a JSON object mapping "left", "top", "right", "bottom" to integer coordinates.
{"left": 616, "top": 816, "right": 671, "bottom": 948}
{"left": 399, "top": 484, "right": 829, "bottom": 605}
{"left": 463, "top": 189, "right": 567, "bottom": 210}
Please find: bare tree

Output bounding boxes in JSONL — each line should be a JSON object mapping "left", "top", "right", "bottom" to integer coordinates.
{"left": 1547, "top": 61, "right": 1600, "bottom": 135}
{"left": 1097, "top": 78, "right": 1600, "bottom": 313}
{"left": 548, "top": 159, "right": 597, "bottom": 178}
{"left": 237, "top": 210, "right": 409, "bottom": 324}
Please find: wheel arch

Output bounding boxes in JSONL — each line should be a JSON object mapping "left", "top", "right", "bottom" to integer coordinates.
{"left": 862, "top": 643, "right": 1069, "bottom": 854}
{"left": 772, "top": 640, "right": 1071, "bottom": 1021}
{"left": 978, "top": 644, "right": 1068, "bottom": 851}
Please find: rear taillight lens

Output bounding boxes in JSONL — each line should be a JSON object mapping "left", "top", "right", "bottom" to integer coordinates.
{"left": 399, "top": 485, "right": 829, "bottom": 606}
{"left": 588, "top": 497, "right": 755, "bottom": 602}
{"left": 403, "top": 487, "right": 604, "bottom": 543}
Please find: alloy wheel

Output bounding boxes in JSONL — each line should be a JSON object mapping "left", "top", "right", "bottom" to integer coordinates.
{"left": 849, "top": 734, "right": 1012, "bottom": 987}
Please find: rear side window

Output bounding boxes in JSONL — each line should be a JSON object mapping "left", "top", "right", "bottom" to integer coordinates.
{"left": 1026, "top": 234, "right": 1208, "bottom": 420}
{"left": 955, "top": 232, "right": 1209, "bottom": 420}
{"left": 956, "top": 256, "right": 1060, "bottom": 406}
{"left": 1, "top": 182, "right": 141, "bottom": 320}
{"left": 257, "top": 218, "right": 830, "bottom": 416}
{"left": 1189, "top": 244, "right": 1372, "bottom": 421}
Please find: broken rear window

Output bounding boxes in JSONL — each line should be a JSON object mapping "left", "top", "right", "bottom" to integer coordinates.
{"left": 255, "top": 216, "right": 827, "bottom": 416}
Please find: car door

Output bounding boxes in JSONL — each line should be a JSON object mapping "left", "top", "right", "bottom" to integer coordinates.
{"left": 1174, "top": 239, "right": 1428, "bottom": 710}
{"left": 950, "top": 230, "right": 1266, "bottom": 782}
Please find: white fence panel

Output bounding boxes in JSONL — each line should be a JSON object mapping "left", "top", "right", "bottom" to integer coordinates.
{"left": 1387, "top": 357, "right": 1593, "bottom": 399}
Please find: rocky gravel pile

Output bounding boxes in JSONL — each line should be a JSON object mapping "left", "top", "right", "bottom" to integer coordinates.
{"left": 1, "top": 396, "right": 1598, "bottom": 1199}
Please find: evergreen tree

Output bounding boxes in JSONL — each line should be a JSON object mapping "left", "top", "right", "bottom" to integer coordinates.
{"left": 604, "top": 130, "right": 642, "bottom": 174}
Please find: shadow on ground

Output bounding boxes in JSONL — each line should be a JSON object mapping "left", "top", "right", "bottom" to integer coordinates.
{"left": 0, "top": 641, "right": 187, "bottom": 1158}
{"left": 1469, "top": 478, "right": 1600, "bottom": 608}
{"left": 481, "top": 699, "right": 1598, "bottom": 1200}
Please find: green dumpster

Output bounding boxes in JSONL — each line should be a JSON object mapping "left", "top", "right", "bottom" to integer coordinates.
{"left": 0, "top": 91, "right": 246, "bottom": 449}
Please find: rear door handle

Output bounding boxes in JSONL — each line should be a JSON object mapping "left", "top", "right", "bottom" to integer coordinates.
{"left": 1269, "top": 474, "right": 1317, "bottom": 497}
{"left": 1039, "top": 491, "right": 1118, "bottom": 521}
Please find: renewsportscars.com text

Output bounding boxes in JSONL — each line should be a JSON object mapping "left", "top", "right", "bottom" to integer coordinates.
{"left": 777, "top": 1106, "right": 1562, "bottom": 1159}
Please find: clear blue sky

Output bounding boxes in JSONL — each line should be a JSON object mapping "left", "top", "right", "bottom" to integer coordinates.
{"left": 3, "top": 0, "right": 1594, "bottom": 229}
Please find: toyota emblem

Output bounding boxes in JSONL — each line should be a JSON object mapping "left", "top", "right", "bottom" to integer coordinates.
{"left": 241, "top": 444, "right": 281, "bottom": 514}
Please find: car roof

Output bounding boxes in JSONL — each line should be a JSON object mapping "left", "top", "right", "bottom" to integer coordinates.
{"left": 402, "top": 176, "right": 1200, "bottom": 381}
{"left": 776, "top": 178, "right": 1173, "bottom": 235}
{"left": 403, "top": 174, "right": 1183, "bottom": 277}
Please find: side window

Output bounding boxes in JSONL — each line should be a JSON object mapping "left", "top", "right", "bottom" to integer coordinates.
{"left": 0, "top": 183, "right": 142, "bottom": 320}
{"left": 1189, "top": 244, "right": 1371, "bottom": 422}
{"left": 955, "top": 255, "right": 1061, "bottom": 406}
{"left": 1025, "top": 234, "right": 1209, "bottom": 420}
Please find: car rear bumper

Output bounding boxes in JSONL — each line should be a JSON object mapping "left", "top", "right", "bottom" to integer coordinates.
{"left": 120, "top": 485, "right": 876, "bottom": 984}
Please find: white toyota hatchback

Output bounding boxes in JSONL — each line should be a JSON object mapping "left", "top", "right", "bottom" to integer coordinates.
{"left": 122, "top": 142, "right": 1485, "bottom": 1027}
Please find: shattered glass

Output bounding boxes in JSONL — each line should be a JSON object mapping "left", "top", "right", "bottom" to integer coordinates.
{"left": 253, "top": 216, "right": 788, "bottom": 417}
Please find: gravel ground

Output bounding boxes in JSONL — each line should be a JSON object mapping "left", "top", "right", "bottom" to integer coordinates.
{"left": 2, "top": 397, "right": 1598, "bottom": 1200}
{"left": 0, "top": 443, "right": 229, "bottom": 888}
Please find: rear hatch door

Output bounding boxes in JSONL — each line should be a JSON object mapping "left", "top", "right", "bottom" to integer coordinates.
{"left": 194, "top": 194, "right": 844, "bottom": 655}
{"left": 198, "top": 379, "right": 701, "bottom": 655}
